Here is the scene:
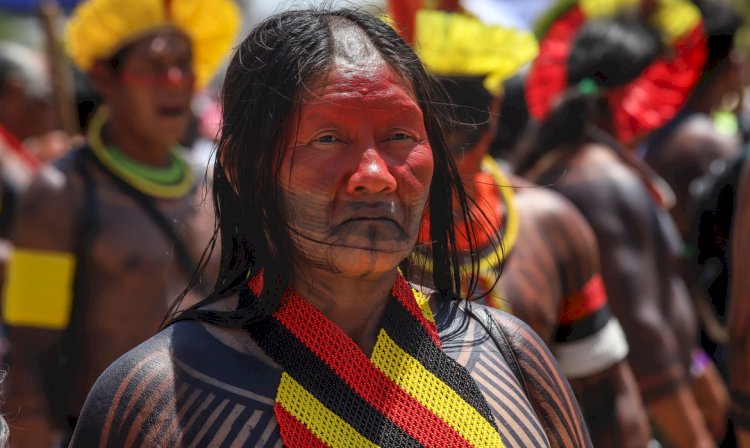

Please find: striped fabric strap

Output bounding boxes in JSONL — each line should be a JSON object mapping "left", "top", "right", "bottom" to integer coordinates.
{"left": 245, "top": 273, "right": 503, "bottom": 447}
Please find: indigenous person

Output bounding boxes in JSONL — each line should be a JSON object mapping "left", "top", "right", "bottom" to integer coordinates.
{"left": 642, "top": 0, "right": 744, "bottom": 239}
{"left": 1, "top": 0, "right": 239, "bottom": 445}
{"left": 653, "top": 0, "right": 745, "bottom": 390}
{"left": 518, "top": 1, "right": 727, "bottom": 446}
{"left": 729, "top": 151, "right": 750, "bottom": 447}
{"left": 0, "top": 42, "right": 54, "bottom": 372}
{"left": 394, "top": 8, "right": 648, "bottom": 446}
{"left": 71, "top": 9, "right": 592, "bottom": 447}
{"left": 0, "top": 43, "right": 52, "bottom": 279}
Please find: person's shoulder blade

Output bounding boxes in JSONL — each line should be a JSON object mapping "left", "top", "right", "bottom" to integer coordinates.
{"left": 12, "top": 153, "right": 83, "bottom": 250}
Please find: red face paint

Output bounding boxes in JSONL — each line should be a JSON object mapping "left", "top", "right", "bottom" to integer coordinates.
{"left": 110, "top": 30, "right": 194, "bottom": 148}
{"left": 119, "top": 69, "right": 195, "bottom": 89}
{"left": 279, "top": 63, "right": 434, "bottom": 278}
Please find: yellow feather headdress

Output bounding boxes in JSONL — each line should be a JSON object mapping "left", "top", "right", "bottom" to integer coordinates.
{"left": 65, "top": 0, "right": 240, "bottom": 88}
{"left": 413, "top": 9, "right": 539, "bottom": 96}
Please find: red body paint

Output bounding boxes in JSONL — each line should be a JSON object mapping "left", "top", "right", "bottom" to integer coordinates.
{"left": 280, "top": 63, "right": 433, "bottom": 278}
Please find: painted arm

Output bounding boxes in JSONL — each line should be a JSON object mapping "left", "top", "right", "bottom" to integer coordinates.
{"left": 559, "top": 177, "right": 714, "bottom": 447}
{"left": 492, "top": 311, "right": 593, "bottom": 447}
{"left": 70, "top": 343, "right": 173, "bottom": 447}
{"left": 542, "top": 196, "right": 650, "bottom": 447}
{"left": 2, "top": 166, "right": 78, "bottom": 447}
{"left": 729, "top": 157, "right": 750, "bottom": 447}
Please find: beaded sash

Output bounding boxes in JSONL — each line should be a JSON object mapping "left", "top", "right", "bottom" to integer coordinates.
{"left": 244, "top": 273, "right": 504, "bottom": 447}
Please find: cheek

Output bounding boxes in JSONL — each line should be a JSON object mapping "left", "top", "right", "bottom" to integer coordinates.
{"left": 402, "top": 143, "right": 434, "bottom": 201}
{"left": 117, "top": 88, "right": 154, "bottom": 119}
{"left": 279, "top": 149, "right": 340, "bottom": 215}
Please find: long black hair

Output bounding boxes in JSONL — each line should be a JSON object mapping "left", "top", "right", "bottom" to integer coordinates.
{"left": 517, "top": 14, "right": 663, "bottom": 175}
{"left": 167, "top": 8, "right": 493, "bottom": 328}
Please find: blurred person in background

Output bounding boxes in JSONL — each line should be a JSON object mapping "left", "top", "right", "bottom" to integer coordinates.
{"left": 0, "top": 42, "right": 55, "bottom": 372}
{"left": 667, "top": 0, "right": 747, "bottom": 396}
{"left": 518, "top": 1, "right": 729, "bottom": 445}
{"left": 642, "top": 0, "right": 744, "bottom": 240}
{"left": 642, "top": 3, "right": 745, "bottom": 383}
{"left": 0, "top": 0, "right": 239, "bottom": 445}
{"left": 729, "top": 141, "right": 750, "bottom": 447}
{"left": 392, "top": 7, "right": 649, "bottom": 446}
{"left": 0, "top": 42, "right": 52, "bottom": 279}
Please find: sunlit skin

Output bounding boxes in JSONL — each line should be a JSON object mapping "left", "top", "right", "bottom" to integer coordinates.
{"left": 2, "top": 30, "right": 214, "bottom": 448}
{"left": 92, "top": 29, "right": 194, "bottom": 166}
{"left": 278, "top": 57, "right": 433, "bottom": 352}
{"left": 67, "top": 15, "right": 593, "bottom": 447}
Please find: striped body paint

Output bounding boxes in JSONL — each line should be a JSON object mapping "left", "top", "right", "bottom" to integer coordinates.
{"left": 71, "top": 283, "right": 591, "bottom": 447}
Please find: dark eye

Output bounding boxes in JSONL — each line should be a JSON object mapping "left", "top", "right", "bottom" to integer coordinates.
{"left": 388, "top": 133, "right": 412, "bottom": 141}
{"left": 314, "top": 135, "right": 340, "bottom": 143}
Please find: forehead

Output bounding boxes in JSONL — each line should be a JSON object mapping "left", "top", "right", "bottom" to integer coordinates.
{"left": 121, "top": 29, "right": 192, "bottom": 65}
{"left": 301, "top": 62, "right": 420, "bottom": 113}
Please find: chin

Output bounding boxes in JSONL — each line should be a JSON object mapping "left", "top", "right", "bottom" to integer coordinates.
{"left": 328, "top": 247, "right": 409, "bottom": 279}
{"left": 156, "top": 119, "right": 190, "bottom": 145}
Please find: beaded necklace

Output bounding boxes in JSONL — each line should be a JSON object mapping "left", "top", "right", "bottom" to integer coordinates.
{"left": 87, "top": 108, "right": 195, "bottom": 199}
{"left": 412, "top": 156, "right": 519, "bottom": 310}
{"left": 244, "top": 272, "right": 504, "bottom": 448}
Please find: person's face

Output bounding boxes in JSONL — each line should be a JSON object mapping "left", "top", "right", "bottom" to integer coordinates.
{"left": 279, "top": 62, "right": 434, "bottom": 279}
{"left": 98, "top": 30, "right": 194, "bottom": 147}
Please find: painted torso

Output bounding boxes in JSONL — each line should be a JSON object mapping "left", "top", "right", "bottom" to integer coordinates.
{"left": 12, "top": 148, "right": 217, "bottom": 424}
{"left": 497, "top": 181, "right": 580, "bottom": 342}
{"left": 71, "top": 297, "right": 580, "bottom": 447}
{"left": 535, "top": 143, "right": 697, "bottom": 376}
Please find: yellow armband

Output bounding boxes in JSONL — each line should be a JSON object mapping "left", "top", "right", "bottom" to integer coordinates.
{"left": 3, "top": 249, "right": 76, "bottom": 329}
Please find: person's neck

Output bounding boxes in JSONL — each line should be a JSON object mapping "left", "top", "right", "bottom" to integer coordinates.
{"left": 292, "top": 266, "right": 397, "bottom": 355}
{"left": 104, "top": 113, "right": 172, "bottom": 167}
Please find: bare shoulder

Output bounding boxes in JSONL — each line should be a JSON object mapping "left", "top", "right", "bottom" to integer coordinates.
{"left": 512, "top": 172, "right": 579, "bottom": 218}
{"left": 549, "top": 149, "right": 654, "bottom": 230}
{"left": 484, "top": 306, "right": 593, "bottom": 447}
{"left": 71, "top": 321, "right": 283, "bottom": 447}
{"left": 13, "top": 154, "right": 83, "bottom": 250}
{"left": 431, "top": 297, "right": 592, "bottom": 447}
{"left": 70, "top": 326, "right": 178, "bottom": 446}
{"left": 511, "top": 172, "right": 599, "bottom": 272}
{"left": 512, "top": 174, "right": 596, "bottom": 241}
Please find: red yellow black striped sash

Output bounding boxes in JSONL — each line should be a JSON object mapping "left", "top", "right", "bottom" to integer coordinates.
{"left": 243, "top": 273, "right": 504, "bottom": 447}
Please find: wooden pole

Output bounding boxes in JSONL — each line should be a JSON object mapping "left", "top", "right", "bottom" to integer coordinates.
{"left": 38, "top": 0, "right": 78, "bottom": 137}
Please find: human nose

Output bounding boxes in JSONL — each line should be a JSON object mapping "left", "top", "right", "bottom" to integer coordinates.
{"left": 346, "top": 148, "right": 397, "bottom": 195}
{"left": 165, "top": 67, "right": 194, "bottom": 89}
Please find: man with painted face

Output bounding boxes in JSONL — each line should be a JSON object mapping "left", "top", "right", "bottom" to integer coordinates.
{"left": 70, "top": 9, "right": 591, "bottom": 447}
{"left": 0, "top": 0, "right": 239, "bottom": 445}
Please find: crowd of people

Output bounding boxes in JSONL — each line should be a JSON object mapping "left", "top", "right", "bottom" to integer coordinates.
{"left": 0, "top": 0, "right": 749, "bottom": 446}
